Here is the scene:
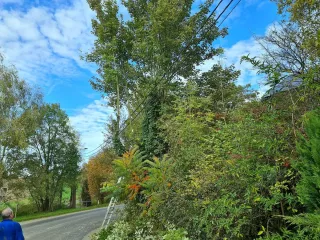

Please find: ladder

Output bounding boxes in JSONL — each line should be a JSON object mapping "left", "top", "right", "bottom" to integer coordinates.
{"left": 101, "top": 196, "right": 117, "bottom": 229}
{"left": 101, "top": 177, "right": 123, "bottom": 229}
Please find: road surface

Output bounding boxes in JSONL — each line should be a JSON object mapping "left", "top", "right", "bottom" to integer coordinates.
{"left": 21, "top": 205, "right": 123, "bottom": 240}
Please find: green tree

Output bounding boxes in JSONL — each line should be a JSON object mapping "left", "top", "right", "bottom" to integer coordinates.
{"left": 9, "top": 104, "right": 81, "bottom": 211}
{"left": 193, "top": 64, "right": 255, "bottom": 112}
{"left": 295, "top": 109, "right": 320, "bottom": 212}
{"left": 86, "top": 0, "right": 132, "bottom": 155}
{"left": 274, "top": 0, "right": 320, "bottom": 59}
{"left": 86, "top": 0, "right": 226, "bottom": 155}
{"left": 0, "top": 53, "right": 42, "bottom": 164}
{"left": 80, "top": 163, "right": 92, "bottom": 206}
{"left": 0, "top": 53, "right": 42, "bottom": 195}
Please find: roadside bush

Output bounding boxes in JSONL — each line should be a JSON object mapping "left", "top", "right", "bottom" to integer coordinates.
{"left": 93, "top": 220, "right": 189, "bottom": 240}
{"left": 0, "top": 202, "right": 37, "bottom": 217}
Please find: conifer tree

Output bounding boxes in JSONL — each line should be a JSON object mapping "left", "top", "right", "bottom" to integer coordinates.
{"left": 296, "top": 109, "right": 320, "bottom": 211}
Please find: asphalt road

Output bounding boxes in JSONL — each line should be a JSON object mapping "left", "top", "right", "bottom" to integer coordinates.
{"left": 21, "top": 205, "right": 123, "bottom": 240}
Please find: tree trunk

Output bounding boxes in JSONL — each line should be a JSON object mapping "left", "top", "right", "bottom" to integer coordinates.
{"left": 99, "top": 193, "right": 104, "bottom": 204}
{"left": 59, "top": 188, "right": 63, "bottom": 208}
{"left": 41, "top": 197, "right": 50, "bottom": 211}
{"left": 69, "top": 185, "right": 77, "bottom": 208}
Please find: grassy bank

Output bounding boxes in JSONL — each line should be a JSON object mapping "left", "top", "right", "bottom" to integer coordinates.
{"left": 15, "top": 204, "right": 108, "bottom": 222}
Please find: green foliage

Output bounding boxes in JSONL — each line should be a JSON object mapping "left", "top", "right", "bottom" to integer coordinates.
{"left": 109, "top": 85, "right": 302, "bottom": 239}
{"left": 87, "top": 0, "right": 320, "bottom": 239}
{"left": 94, "top": 220, "right": 189, "bottom": 240}
{"left": 86, "top": 0, "right": 228, "bottom": 155}
{"left": 112, "top": 148, "right": 146, "bottom": 201}
{"left": 273, "top": 0, "right": 320, "bottom": 59}
{"left": 140, "top": 155, "right": 173, "bottom": 216}
{"left": 241, "top": 55, "right": 285, "bottom": 91}
{"left": 162, "top": 228, "right": 189, "bottom": 240}
{"left": 260, "top": 213, "right": 320, "bottom": 239}
{"left": 0, "top": 53, "right": 42, "bottom": 165}
{"left": 295, "top": 109, "right": 320, "bottom": 211}
{"left": 166, "top": 105, "right": 298, "bottom": 239}
{"left": 193, "top": 64, "right": 255, "bottom": 111}
{"left": 141, "top": 91, "right": 167, "bottom": 158}
{"left": 110, "top": 118, "right": 126, "bottom": 156}
{"left": 7, "top": 104, "right": 81, "bottom": 211}
{"left": 81, "top": 179, "right": 92, "bottom": 207}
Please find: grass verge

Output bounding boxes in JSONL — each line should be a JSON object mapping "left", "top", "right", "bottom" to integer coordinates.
{"left": 16, "top": 204, "right": 108, "bottom": 222}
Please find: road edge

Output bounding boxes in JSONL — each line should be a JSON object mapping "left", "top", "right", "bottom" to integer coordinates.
{"left": 20, "top": 207, "right": 107, "bottom": 227}
{"left": 82, "top": 226, "right": 101, "bottom": 240}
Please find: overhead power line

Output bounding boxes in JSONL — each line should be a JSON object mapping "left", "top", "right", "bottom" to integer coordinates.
{"left": 218, "top": 0, "right": 242, "bottom": 28}
{"left": 84, "top": 142, "right": 105, "bottom": 155}
{"left": 84, "top": 139, "right": 113, "bottom": 158}
{"left": 214, "top": 0, "right": 235, "bottom": 26}
{"left": 201, "top": 0, "right": 225, "bottom": 32}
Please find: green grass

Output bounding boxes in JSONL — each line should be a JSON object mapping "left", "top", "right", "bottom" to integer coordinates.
{"left": 15, "top": 204, "right": 108, "bottom": 222}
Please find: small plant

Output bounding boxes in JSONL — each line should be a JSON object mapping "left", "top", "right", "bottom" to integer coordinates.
{"left": 92, "top": 221, "right": 131, "bottom": 240}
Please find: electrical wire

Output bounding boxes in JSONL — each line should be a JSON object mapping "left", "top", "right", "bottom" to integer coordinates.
{"left": 84, "top": 139, "right": 113, "bottom": 158}
{"left": 83, "top": 142, "right": 105, "bottom": 155}
{"left": 218, "top": 0, "right": 242, "bottom": 28}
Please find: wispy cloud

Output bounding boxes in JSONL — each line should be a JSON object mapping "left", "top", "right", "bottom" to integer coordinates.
{"left": 198, "top": 23, "right": 279, "bottom": 97}
{"left": 0, "top": 0, "right": 274, "bottom": 159}
{"left": 0, "top": 0, "right": 95, "bottom": 90}
{"left": 69, "top": 98, "right": 114, "bottom": 159}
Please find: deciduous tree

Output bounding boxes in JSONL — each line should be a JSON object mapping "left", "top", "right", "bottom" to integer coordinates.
{"left": 87, "top": 150, "right": 115, "bottom": 203}
{"left": 86, "top": 0, "right": 227, "bottom": 155}
{"left": 9, "top": 104, "right": 81, "bottom": 211}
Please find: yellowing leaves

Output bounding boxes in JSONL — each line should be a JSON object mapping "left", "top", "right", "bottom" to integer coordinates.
{"left": 87, "top": 150, "right": 116, "bottom": 201}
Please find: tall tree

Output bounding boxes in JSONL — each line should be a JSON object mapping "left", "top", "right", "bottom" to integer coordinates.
{"left": 86, "top": 0, "right": 133, "bottom": 155}
{"left": 9, "top": 104, "right": 81, "bottom": 211}
{"left": 80, "top": 164, "right": 92, "bottom": 206}
{"left": 0, "top": 53, "right": 42, "bottom": 194}
{"left": 0, "top": 53, "right": 42, "bottom": 165}
{"left": 86, "top": 0, "right": 226, "bottom": 155}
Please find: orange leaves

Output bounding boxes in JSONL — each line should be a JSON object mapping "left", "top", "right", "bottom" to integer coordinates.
{"left": 86, "top": 151, "right": 116, "bottom": 201}
{"left": 127, "top": 171, "right": 150, "bottom": 201}
{"left": 128, "top": 184, "right": 141, "bottom": 200}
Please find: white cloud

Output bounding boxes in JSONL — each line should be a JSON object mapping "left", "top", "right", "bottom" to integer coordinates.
{"left": 0, "top": 0, "right": 96, "bottom": 89}
{"left": 198, "top": 33, "right": 271, "bottom": 96}
{"left": 0, "top": 0, "right": 130, "bottom": 159}
{"left": 0, "top": 0, "right": 132, "bottom": 92}
{"left": 69, "top": 98, "right": 114, "bottom": 160}
{"left": 199, "top": 21, "right": 283, "bottom": 98}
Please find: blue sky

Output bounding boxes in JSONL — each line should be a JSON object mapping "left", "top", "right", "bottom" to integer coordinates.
{"left": 0, "top": 0, "right": 281, "bottom": 158}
